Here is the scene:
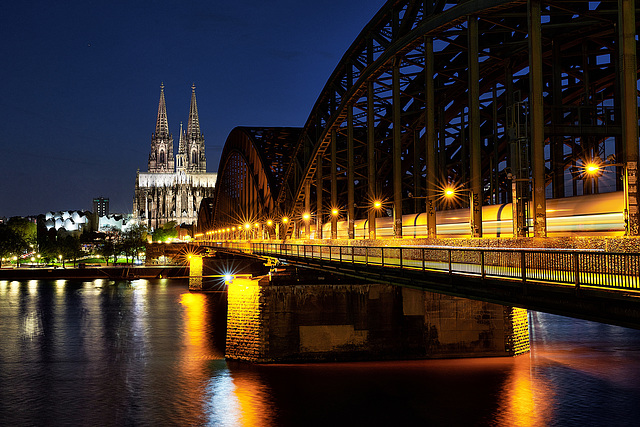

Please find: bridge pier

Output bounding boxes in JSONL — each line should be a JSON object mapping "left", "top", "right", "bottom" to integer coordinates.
{"left": 225, "top": 269, "right": 529, "bottom": 363}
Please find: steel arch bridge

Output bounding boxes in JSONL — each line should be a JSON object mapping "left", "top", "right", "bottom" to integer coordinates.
{"left": 206, "top": 0, "right": 640, "bottom": 240}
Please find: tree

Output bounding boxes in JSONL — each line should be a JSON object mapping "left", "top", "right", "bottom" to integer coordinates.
{"left": 0, "top": 225, "right": 23, "bottom": 262}
{"left": 122, "top": 224, "right": 147, "bottom": 264}
{"left": 152, "top": 221, "right": 178, "bottom": 242}
{"left": 61, "top": 235, "right": 82, "bottom": 267}
{"left": 6, "top": 217, "right": 36, "bottom": 248}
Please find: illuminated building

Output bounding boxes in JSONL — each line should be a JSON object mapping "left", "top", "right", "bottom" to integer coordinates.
{"left": 93, "top": 197, "right": 109, "bottom": 217}
{"left": 133, "top": 84, "right": 217, "bottom": 231}
{"left": 44, "top": 210, "right": 91, "bottom": 233}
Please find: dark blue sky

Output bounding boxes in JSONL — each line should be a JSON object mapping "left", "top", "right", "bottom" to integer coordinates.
{"left": 0, "top": 0, "right": 386, "bottom": 218}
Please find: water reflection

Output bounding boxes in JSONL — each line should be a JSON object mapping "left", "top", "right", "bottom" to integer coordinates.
{"left": 1, "top": 280, "right": 640, "bottom": 426}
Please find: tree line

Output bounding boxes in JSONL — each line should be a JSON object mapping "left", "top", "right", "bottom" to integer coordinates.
{"left": 0, "top": 216, "right": 149, "bottom": 266}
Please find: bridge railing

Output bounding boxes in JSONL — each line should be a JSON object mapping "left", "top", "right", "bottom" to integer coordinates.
{"left": 210, "top": 241, "right": 640, "bottom": 291}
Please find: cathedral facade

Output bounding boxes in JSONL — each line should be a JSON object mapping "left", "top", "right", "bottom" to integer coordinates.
{"left": 133, "top": 84, "right": 217, "bottom": 230}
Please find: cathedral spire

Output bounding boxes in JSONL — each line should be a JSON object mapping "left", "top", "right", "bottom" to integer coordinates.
{"left": 154, "top": 83, "right": 170, "bottom": 138}
{"left": 148, "top": 82, "right": 174, "bottom": 173}
{"left": 176, "top": 121, "right": 187, "bottom": 172}
{"left": 185, "top": 83, "right": 206, "bottom": 173}
{"left": 186, "top": 83, "right": 201, "bottom": 139}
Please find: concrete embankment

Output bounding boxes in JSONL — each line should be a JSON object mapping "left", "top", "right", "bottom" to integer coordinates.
{"left": 0, "top": 265, "right": 187, "bottom": 280}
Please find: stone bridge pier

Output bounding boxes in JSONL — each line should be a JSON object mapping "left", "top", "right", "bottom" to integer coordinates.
{"left": 224, "top": 267, "right": 529, "bottom": 363}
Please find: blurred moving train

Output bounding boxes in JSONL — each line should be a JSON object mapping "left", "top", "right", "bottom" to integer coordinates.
{"left": 318, "top": 191, "right": 625, "bottom": 239}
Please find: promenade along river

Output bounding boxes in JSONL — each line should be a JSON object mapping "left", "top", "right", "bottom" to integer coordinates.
{"left": 1, "top": 278, "right": 640, "bottom": 426}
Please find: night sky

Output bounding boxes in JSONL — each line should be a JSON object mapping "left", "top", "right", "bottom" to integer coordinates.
{"left": 0, "top": 0, "right": 387, "bottom": 218}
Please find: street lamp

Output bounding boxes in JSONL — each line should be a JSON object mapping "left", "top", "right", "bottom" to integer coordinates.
{"left": 584, "top": 156, "right": 631, "bottom": 234}
{"left": 369, "top": 200, "right": 383, "bottom": 239}
{"left": 443, "top": 185, "right": 480, "bottom": 237}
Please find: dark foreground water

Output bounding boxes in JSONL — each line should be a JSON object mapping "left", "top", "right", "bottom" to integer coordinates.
{"left": 1, "top": 279, "right": 640, "bottom": 426}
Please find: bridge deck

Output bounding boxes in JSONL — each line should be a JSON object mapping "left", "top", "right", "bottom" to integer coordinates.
{"left": 200, "top": 241, "right": 640, "bottom": 330}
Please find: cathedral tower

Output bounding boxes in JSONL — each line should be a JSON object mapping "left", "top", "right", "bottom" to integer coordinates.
{"left": 134, "top": 83, "right": 217, "bottom": 231}
{"left": 148, "top": 83, "right": 175, "bottom": 172}
{"left": 185, "top": 84, "right": 207, "bottom": 173}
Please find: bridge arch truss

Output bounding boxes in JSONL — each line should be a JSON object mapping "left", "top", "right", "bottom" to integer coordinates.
{"left": 210, "top": 0, "right": 640, "bottom": 239}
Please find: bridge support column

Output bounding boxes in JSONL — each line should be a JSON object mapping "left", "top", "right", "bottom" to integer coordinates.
{"left": 348, "top": 105, "right": 355, "bottom": 239}
{"left": 393, "top": 59, "right": 403, "bottom": 238}
{"left": 367, "top": 81, "right": 377, "bottom": 239}
{"left": 425, "top": 36, "right": 437, "bottom": 238}
{"left": 304, "top": 180, "right": 311, "bottom": 238}
{"left": 316, "top": 156, "right": 323, "bottom": 239}
{"left": 619, "top": 0, "right": 639, "bottom": 236}
{"left": 188, "top": 255, "right": 203, "bottom": 291}
{"left": 331, "top": 129, "right": 338, "bottom": 239}
{"left": 528, "top": 0, "right": 547, "bottom": 237}
{"left": 468, "top": 16, "right": 483, "bottom": 238}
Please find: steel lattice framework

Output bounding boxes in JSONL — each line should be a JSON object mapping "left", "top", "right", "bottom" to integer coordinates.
{"left": 208, "top": 0, "right": 639, "bottom": 239}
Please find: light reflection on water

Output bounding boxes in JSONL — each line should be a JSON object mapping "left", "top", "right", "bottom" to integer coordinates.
{"left": 0, "top": 279, "right": 639, "bottom": 426}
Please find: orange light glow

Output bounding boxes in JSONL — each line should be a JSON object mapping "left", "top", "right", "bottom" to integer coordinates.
{"left": 282, "top": 217, "right": 289, "bottom": 224}
{"left": 244, "top": 222, "right": 251, "bottom": 230}
{"left": 266, "top": 219, "right": 273, "bottom": 226}
{"left": 444, "top": 187, "right": 456, "bottom": 197}
{"left": 373, "top": 200, "right": 382, "bottom": 209}
{"left": 585, "top": 163, "right": 601, "bottom": 175}
{"left": 302, "top": 212, "right": 310, "bottom": 221}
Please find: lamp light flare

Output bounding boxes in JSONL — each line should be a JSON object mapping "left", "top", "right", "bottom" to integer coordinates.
{"left": 267, "top": 219, "right": 273, "bottom": 226}
{"left": 303, "top": 212, "right": 310, "bottom": 221}
{"left": 445, "top": 187, "right": 456, "bottom": 197}
{"left": 331, "top": 208, "right": 339, "bottom": 216}
{"left": 373, "top": 200, "right": 382, "bottom": 209}
{"left": 585, "top": 163, "right": 601, "bottom": 174}
{"left": 282, "top": 217, "right": 289, "bottom": 224}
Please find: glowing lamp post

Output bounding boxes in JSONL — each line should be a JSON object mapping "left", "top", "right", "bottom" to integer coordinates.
{"left": 584, "top": 157, "right": 632, "bottom": 234}
{"left": 443, "top": 185, "right": 477, "bottom": 237}
{"left": 330, "top": 208, "right": 339, "bottom": 239}
{"left": 302, "top": 212, "right": 311, "bottom": 239}
{"left": 370, "top": 200, "right": 383, "bottom": 239}
{"left": 281, "top": 216, "right": 289, "bottom": 240}
{"left": 266, "top": 219, "right": 273, "bottom": 240}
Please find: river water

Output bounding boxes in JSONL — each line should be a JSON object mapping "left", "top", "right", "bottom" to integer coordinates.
{"left": 1, "top": 278, "right": 639, "bottom": 426}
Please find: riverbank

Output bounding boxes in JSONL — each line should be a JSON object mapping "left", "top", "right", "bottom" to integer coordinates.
{"left": 0, "top": 265, "right": 188, "bottom": 280}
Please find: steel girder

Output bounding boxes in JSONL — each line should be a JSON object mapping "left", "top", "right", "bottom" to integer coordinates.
{"left": 272, "top": 0, "right": 639, "bottom": 237}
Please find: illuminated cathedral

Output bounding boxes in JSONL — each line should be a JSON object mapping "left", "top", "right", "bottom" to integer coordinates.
{"left": 133, "top": 84, "right": 217, "bottom": 230}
